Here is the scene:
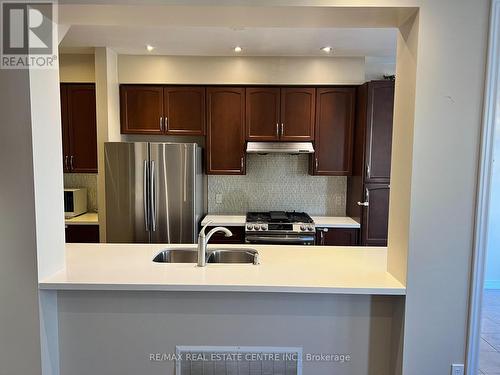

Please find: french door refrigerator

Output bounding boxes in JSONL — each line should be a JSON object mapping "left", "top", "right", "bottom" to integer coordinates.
{"left": 105, "top": 142, "right": 204, "bottom": 243}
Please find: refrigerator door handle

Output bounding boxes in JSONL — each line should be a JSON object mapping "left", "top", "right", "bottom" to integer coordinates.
{"left": 143, "top": 160, "right": 150, "bottom": 232}
{"left": 150, "top": 160, "right": 157, "bottom": 232}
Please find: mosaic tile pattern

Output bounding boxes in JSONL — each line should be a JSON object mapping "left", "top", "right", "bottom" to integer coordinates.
{"left": 63, "top": 173, "right": 98, "bottom": 212}
{"left": 208, "top": 154, "right": 346, "bottom": 215}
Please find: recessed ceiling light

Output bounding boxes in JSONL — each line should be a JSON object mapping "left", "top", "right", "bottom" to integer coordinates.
{"left": 234, "top": 46, "right": 242, "bottom": 53}
{"left": 146, "top": 44, "right": 155, "bottom": 52}
{"left": 320, "top": 46, "right": 333, "bottom": 53}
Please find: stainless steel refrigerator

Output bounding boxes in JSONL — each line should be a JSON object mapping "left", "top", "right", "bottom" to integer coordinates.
{"left": 104, "top": 142, "right": 204, "bottom": 243}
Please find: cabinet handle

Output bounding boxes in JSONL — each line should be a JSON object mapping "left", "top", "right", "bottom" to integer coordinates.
{"left": 318, "top": 228, "right": 328, "bottom": 245}
{"left": 240, "top": 156, "right": 244, "bottom": 171}
{"left": 357, "top": 201, "right": 369, "bottom": 207}
{"left": 276, "top": 123, "right": 279, "bottom": 137}
{"left": 70, "top": 155, "right": 74, "bottom": 171}
{"left": 280, "top": 123, "right": 284, "bottom": 136}
{"left": 315, "top": 158, "right": 319, "bottom": 170}
{"left": 159, "top": 117, "right": 163, "bottom": 131}
{"left": 165, "top": 117, "right": 168, "bottom": 131}
{"left": 366, "top": 164, "right": 371, "bottom": 177}
{"left": 64, "top": 155, "right": 69, "bottom": 171}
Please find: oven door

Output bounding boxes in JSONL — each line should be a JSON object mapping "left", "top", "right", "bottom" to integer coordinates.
{"left": 245, "top": 233, "right": 316, "bottom": 245}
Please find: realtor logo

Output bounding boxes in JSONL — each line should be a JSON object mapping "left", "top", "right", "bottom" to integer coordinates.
{"left": 1, "top": 1, "right": 57, "bottom": 68}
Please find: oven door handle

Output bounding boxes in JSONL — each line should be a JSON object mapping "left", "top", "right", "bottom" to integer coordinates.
{"left": 245, "top": 234, "right": 316, "bottom": 244}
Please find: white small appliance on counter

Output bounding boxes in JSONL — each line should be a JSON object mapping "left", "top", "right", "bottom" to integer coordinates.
{"left": 64, "top": 188, "right": 87, "bottom": 218}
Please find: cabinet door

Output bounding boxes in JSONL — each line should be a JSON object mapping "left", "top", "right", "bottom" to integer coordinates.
{"left": 205, "top": 226, "right": 245, "bottom": 244}
{"left": 311, "top": 88, "right": 355, "bottom": 176}
{"left": 245, "top": 87, "right": 280, "bottom": 141}
{"left": 365, "top": 81, "right": 394, "bottom": 182}
{"left": 361, "top": 183, "right": 390, "bottom": 246}
{"left": 65, "top": 224, "right": 100, "bottom": 243}
{"left": 206, "top": 87, "right": 246, "bottom": 175}
{"left": 60, "top": 85, "right": 71, "bottom": 173}
{"left": 164, "top": 86, "right": 205, "bottom": 135}
{"left": 316, "top": 228, "right": 359, "bottom": 246}
{"left": 120, "top": 85, "right": 163, "bottom": 134}
{"left": 65, "top": 84, "right": 98, "bottom": 173}
{"left": 280, "top": 88, "right": 315, "bottom": 141}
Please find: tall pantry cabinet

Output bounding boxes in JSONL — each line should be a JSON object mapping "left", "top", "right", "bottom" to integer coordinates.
{"left": 346, "top": 80, "right": 395, "bottom": 246}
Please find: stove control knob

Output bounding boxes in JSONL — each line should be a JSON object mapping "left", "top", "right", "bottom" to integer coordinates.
{"left": 308, "top": 225, "right": 314, "bottom": 231}
{"left": 246, "top": 224, "right": 253, "bottom": 231}
{"left": 261, "top": 224, "right": 268, "bottom": 231}
{"left": 254, "top": 224, "right": 261, "bottom": 231}
{"left": 300, "top": 225, "right": 306, "bottom": 231}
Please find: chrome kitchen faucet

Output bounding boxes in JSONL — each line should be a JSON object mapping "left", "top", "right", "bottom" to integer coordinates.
{"left": 197, "top": 221, "right": 233, "bottom": 267}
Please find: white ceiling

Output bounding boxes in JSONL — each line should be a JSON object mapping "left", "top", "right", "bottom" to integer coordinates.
{"left": 60, "top": 26, "right": 397, "bottom": 58}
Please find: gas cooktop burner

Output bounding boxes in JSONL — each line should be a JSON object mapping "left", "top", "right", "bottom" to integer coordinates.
{"left": 246, "top": 211, "right": 314, "bottom": 224}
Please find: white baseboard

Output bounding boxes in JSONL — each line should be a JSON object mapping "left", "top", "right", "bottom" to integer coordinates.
{"left": 484, "top": 280, "right": 500, "bottom": 290}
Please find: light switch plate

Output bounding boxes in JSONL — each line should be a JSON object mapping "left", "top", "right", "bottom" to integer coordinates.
{"left": 215, "top": 193, "right": 223, "bottom": 204}
{"left": 451, "top": 364, "right": 464, "bottom": 375}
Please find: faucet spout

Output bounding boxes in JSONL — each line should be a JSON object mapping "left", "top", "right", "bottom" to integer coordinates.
{"left": 197, "top": 222, "right": 233, "bottom": 267}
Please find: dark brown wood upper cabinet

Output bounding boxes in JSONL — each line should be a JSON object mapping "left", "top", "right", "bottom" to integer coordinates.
{"left": 60, "top": 85, "right": 71, "bottom": 173}
{"left": 120, "top": 85, "right": 206, "bottom": 135}
{"left": 280, "top": 88, "right": 315, "bottom": 141}
{"left": 246, "top": 87, "right": 280, "bottom": 141}
{"left": 364, "top": 81, "right": 395, "bottom": 182}
{"left": 120, "top": 85, "right": 164, "bottom": 134}
{"left": 311, "top": 87, "right": 355, "bottom": 176}
{"left": 245, "top": 87, "right": 315, "bottom": 141}
{"left": 206, "top": 87, "right": 246, "bottom": 175}
{"left": 60, "top": 83, "right": 97, "bottom": 173}
{"left": 164, "top": 87, "right": 205, "bottom": 135}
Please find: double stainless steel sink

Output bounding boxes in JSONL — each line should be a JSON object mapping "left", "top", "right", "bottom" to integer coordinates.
{"left": 153, "top": 248, "right": 259, "bottom": 265}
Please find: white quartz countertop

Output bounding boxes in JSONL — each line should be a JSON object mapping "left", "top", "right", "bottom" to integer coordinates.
{"left": 39, "top": 243, "right": 405, "bottom": 295}
{"left": 65, "top": 212, "right": 99, "bottom": 225}
{"left": 201, "top": 215, "right": 246, "bottom": 226}
{"left": 201, "top": 214, "right": 360, "bottom": 228}
{"left": 311, "top": 216, "right": 360, "bottom": 228}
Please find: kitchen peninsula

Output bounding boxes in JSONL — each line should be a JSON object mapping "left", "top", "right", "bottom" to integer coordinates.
{"left": 40, "top": 243, "right": 405, "bottom": 375}
{"left": 39, "top": 243, "right": 404, "bottom": 294}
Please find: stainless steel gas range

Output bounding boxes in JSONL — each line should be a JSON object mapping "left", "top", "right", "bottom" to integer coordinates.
{"left": 245, "top": 211, "right": 316, "bottom": 245}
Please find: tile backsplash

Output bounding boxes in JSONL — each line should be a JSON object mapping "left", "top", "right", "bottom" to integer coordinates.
{"left": 208, "top": 154, "right": 346, "bottom": 215}
{"left": 63, "top": 173, "right": 98, "bottom": 212}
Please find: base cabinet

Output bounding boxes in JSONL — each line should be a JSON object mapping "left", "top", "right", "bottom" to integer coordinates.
{"left": 65, "top": 225, "right": 100, "bottom": 243}
{"left": 315, "top": 228, "right": 359, "bottom": 246}
{"left": 361, "top": 184, "right": 390, "bottom": 246}
{"left": 204, "top": 226, "right": 245, "bottom": 244}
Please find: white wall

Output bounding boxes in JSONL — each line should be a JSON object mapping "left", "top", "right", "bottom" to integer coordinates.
{"left": 118, "top": 55, "right": 365, "bottom": 84}
{"left": 0, "top": 66, "right": 43, "bottom": 375}
{"left": 94, "top": 47, "right": 121, "bottom": 241}
{"left": 397, "top": 2, "right": 488, "bottom": 374}
{"left": 29, "top": 67, "right": 66, "bottom": 280}
{"left": 364, "top": 56, "right": 396, "bottom": 80}
{"left": 59, "top": 53, "right": 95, "bottom": 82}
{"left": 58, "top": 291, "right": 404, "bottom": 375}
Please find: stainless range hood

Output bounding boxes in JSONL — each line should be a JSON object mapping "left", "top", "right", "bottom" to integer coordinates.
{"left": 246, "top": 142, "right": 315, "bottom": 154}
